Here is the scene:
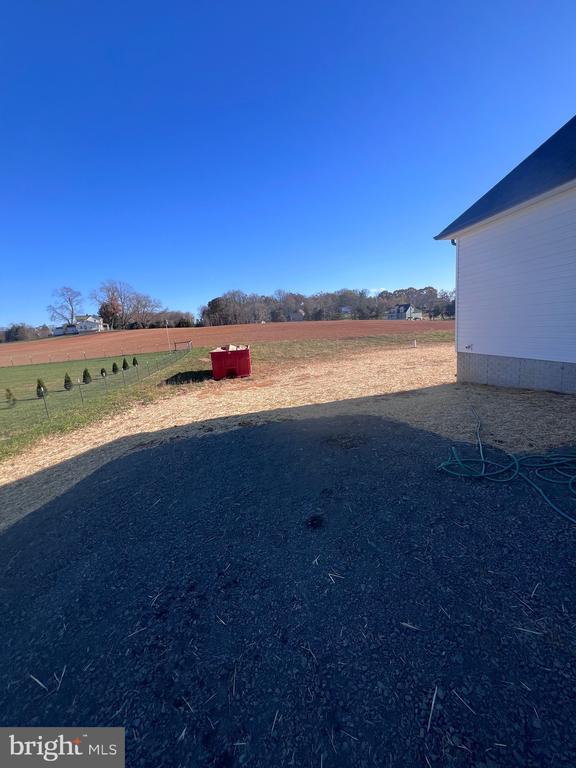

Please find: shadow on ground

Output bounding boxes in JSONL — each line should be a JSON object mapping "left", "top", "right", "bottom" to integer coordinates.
{"left": 163, "top": 369, "right": 213, "bottom": 385}
{"left": 0, "top": 397, "right": 575, "bottom": 767}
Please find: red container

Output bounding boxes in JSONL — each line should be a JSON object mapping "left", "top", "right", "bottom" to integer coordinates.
{"left": 210, "top": 345, "right": 252, "bottom": 380}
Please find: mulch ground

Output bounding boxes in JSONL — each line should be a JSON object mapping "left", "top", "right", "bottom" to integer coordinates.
{"left": 0, "top": 320, "right": 453, "bottom": 366}
{"left": 0, "top": 409, "right": 575, "bottom": 767}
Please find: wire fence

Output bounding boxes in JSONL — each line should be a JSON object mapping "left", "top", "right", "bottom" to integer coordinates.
{"left": 0, "top": 338, "right": 183, "bottom": 368}
{"left": 0, "top": 350, "right": 189, "bottom": 432}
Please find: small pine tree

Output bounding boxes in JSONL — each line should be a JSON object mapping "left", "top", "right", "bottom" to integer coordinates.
{"left": 5, "top": 388, "right": 16, "bottom": 407}
{"left": 82, "top": 368, "right": 92, "bottom": 384}
{"left": 122, "top": 357, "right": 129, "bottom": 371}
{"left": 112, "top": 362, "right": 119, "bottom": 374}
{"left": 132, "top": 356, "right": 138, "bottom": 367}
{"left": 100, "top": 367, "right": 107, "bottom": 377}
{"left": 36, "top": 378, "right": 47, "bottom": 398}
{"left": 64, "top": 372, "right": 73, "bottom": 390}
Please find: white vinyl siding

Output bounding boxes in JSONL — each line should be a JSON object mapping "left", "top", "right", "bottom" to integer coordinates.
{"left": 456, "top": 184, "right": 576, "bottom": 364}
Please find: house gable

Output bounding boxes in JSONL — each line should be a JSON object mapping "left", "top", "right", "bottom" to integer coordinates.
{"left": 435, "top": 114, "right": 576, "bottom": 240}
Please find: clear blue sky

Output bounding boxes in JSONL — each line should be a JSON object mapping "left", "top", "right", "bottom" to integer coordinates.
{"left": 2, "top": 0, "right": 575, "bottom": 326}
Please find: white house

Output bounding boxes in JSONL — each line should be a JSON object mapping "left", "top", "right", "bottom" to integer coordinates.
{"left": 75, "top": 315, "right": 107, "bottom": 333}
{"left": 435, "top": 114, "right": 576, "bottom": 394}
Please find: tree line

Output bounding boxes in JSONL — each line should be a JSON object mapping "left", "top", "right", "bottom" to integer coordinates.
{"left": 0, "top": 283, "right": 455, "bottom": 343}
{"left": 50, "top": 282, "right": 195, "bottom": 330}
{"left": 199, "top": 287, "right": 455, "bottom": 326}
{"left": 0, "top": 281, "right": 194, "bottom": 342}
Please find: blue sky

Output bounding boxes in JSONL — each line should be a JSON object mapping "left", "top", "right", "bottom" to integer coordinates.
{"left": 1, "top": 0, "right": 575, "bottom": 325}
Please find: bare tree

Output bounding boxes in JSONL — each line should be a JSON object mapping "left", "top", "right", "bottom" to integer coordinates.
{"left": 47, "top": 286, "right": 83, "bottom": 325}
{"left": 130, "top": 292, "right": 163, "bottom": 328}
{"left": 5, "top": 323, "right": 37, "bottom": 342}
{"left": 91, "top": 280, "right": 163, "bottom": 328}
{"left": 150, "top": 310, "right": 195, "bottom": 328}
{"left": 91, "top": 280, "right": 136, "bottom": 329}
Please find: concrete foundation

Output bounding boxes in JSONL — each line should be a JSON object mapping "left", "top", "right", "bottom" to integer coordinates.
{"left": 457, "top": 352, "right": 576, "bottom": 394}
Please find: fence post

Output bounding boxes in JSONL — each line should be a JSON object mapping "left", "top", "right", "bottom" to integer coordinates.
{"left": 165, "top": 320, "right": 171, "bottom": 352}
{"left": 41, "top": 388, "right": 49, "bottom": 418}
{"left": 77, "top": 379, "right": 84, "bottom": 404}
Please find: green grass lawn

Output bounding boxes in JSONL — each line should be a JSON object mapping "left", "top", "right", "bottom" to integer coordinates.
{"left": 0, "top": 351, "right": 183, "bottom": 399}
{"left": 0, "top": 349, "right": 209, "bottom": 461}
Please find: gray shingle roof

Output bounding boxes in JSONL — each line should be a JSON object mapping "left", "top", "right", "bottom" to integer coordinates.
{"left": 435, "top": 114, "right": 576, "bottom": 240}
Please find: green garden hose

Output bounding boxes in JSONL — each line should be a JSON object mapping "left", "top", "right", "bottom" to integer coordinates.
{"left": 439, "top": 419, "right": 576, "bottom": 525}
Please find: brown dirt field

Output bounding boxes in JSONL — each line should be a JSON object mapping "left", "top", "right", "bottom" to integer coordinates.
{"left": 0, "top": 320, "right": 454, "bottom": 366}
{"left": 2, "top": 342, "right": 575, "bottom": 532}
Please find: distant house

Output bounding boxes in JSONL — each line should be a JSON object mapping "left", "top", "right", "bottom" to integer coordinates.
{"left": 52, "top": 324, "right": 79, "bottom": 336}
{"left": 435, "top": 113, "right": 576, "bottom": 393}
{"left": 51, "top": 315, "right": 107, "bottom": 336}
{"left": 387, "top": 303, "right": 423, "bottom": 320}
{"left": 340, "top": 306, "right": 353, "bottom": 316}
{"left": 75, "top": 315, "right": 107, "bottom": 333}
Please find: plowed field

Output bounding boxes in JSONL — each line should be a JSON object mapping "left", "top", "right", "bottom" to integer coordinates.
{"left": 0, "top": 320, "right": 453, "bottom": 366}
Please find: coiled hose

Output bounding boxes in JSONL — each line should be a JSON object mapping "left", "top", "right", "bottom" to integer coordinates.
{"left": 439, "top": 418, "right": 576, "bottom": 525}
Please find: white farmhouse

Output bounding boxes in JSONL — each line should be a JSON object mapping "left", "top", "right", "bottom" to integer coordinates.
{"left": 436, "top": 114, "right": 576, "bottom": 393}
{"left": 75, "top": 315, "right": 107, "bottom": 333}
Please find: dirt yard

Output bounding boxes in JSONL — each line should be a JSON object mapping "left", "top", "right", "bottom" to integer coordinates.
{"left": 2, "top": 343, "right": 576, "bottom": 766}
{"left": 1, "top": 343, "right": 575, "bottom": 531}
{"left": 0, "top": 320, "right": 453, "bottom": 366}
{"left": 2, "top": 344, "right": 576, "bottom": 766}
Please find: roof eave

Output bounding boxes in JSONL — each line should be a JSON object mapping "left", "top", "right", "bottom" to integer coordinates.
{"left": 433, "top": 229, "right": 457, "bottom": 241}
{"left": 434, "top": 114, "right": 576, "bottom": 243}
{"left": 434, "top": 175, "right": 576, "bottom": 242}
